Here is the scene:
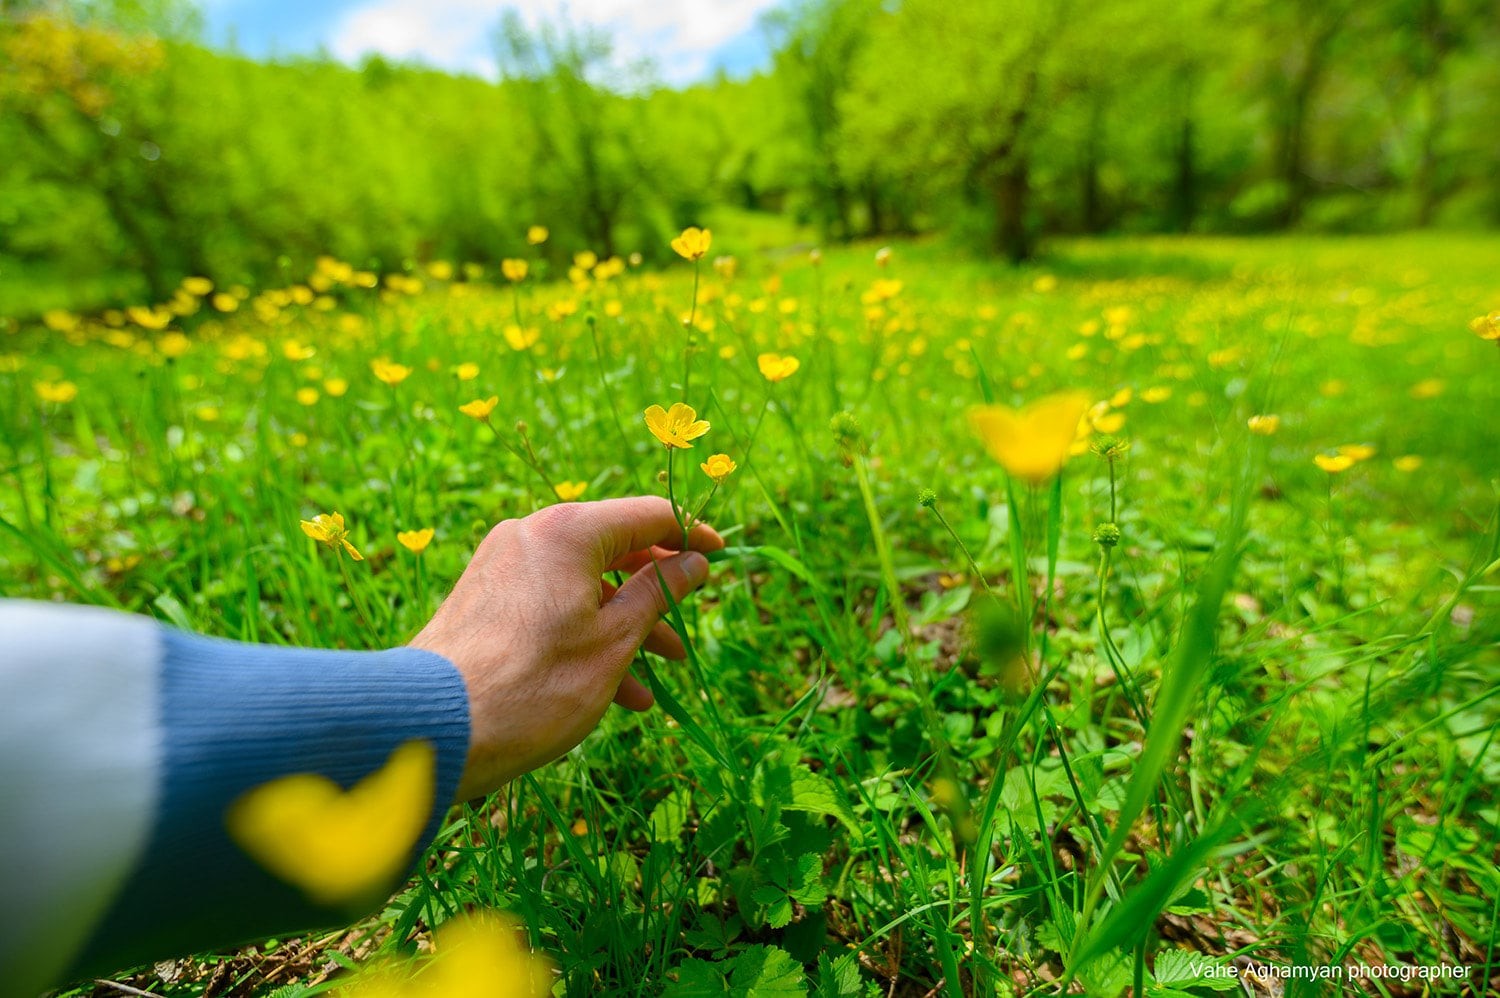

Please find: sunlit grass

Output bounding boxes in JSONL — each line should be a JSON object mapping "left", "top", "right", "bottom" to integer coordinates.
{"left": 6, "top": 231, "right": 1498, "bottom": 996}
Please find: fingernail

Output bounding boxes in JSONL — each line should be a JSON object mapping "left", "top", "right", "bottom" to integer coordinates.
{"left": 681, "top": 551, "right": 709, "bottom": 585}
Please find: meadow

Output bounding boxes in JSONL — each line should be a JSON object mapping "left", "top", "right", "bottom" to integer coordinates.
{"left": 4, "top": 227, "right": 1499, "bottom": 997}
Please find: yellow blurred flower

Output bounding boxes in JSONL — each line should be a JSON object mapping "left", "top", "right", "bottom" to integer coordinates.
{"left": 1315, "top": 453, "right": 1356, "bottom": 474}
{"left": 757, "top": 353, "right": 801, "bottom": 383}
{"left": 502, "top": 259, "right": 529, "bottom": 282}
{"left": 226, "top": 739, "right": 433, "bottom": 906}
{"left": 1469, "top": 312, "right": 1500, "bottom": 340}
{"left": 1247, "top": 414, "right": 1280, "bottom": 435}
{"left": 460, "top": 396, "right": 499, "bottom": 421}
{"left": 42, "top": 309, "right": 79, "bottom": 332}
{"left": 300, "top": 511, "right": 364, "bottom": 560}
{"left": 1393, "top": 455, "right": 1423, "bottom": 472}
{"left": 336, "top": 910, "right": 553, "bottom": 998}
{"left": 324, "top": 378, "right": 349, "bottom": 397}
{"left": 397, "top": 528, "right": 434, "bottom": 554}
{"left": 1337, "top": 443, "right": 1376, "bottom": 461}
{"left": 967, "top": 392, "right": 1092, "bottom": 484}
{"left": 526, "top": 225, "right": 549, "bottom": 245}
{"left": 296, "top": 387, "right": 320, "bottom": 406}
{"left": 182, "top": 276, "right": 213, "bottom": 296}
{"left": 211, "top": 292, "right": 239, "bottom": 313}
{"left": 671, "top": 226, "right": 712, "bottom": 261}
{"left": 713, "top": 255, "right": 738, "bottom": 279}
{"left": 455, "top": 362, "right": 480, "bottom": 381}
{"left": 1032, "top": 274, "right": 1058, "bottom": 293}
{"left": 1140, "top": 386, "right": 1172, "bottom": 403}
{"left": 700, "top": 453, "right": 737, "bottom": 484}
{"left": 157, "top": 332, "right": 192, "bottom": 359}
{"left": 504, "top": 325, "right": 540, "bottom": 351}
{"left": 1409, "top": 378, "right": 1444, "bottom": 399}
{"left": 553, "top": 481, "right": 588, "bottom": 501}
{"left": 283, "top": 339, "right": 316, "bottom": 361}
{"left": 644, "top": 403, "right": 710, "bottom": 449}
{"left": 127, "top": 305, "right": 172, "bottom": 330}
{"left": 371, "top": 359, "right": 412, "bottom": 386}
{"left": 34, "top": 380, "right": 78, "bottom": 403}
{"left": 1087, "top": 401, "right": 1125, "bottom": 434}
{"left": 426, "top": 260, "right": 453, "bottom": 281}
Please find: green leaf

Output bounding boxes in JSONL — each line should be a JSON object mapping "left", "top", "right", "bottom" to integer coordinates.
{"left": 815, "top": 953, "right": 865, "bottom": 998}
{"left": 758, "top": 764, "right": 861, "bottom": 836}
{"left": 1151, "top": 950, "right": 1240, "bottom": 992}
{"left": 664, "top": 958, "right": 730, "bottom": 996}
{"left": 729, "top": 945, "right": 807, "bottom": 997}
{"left": 651, "top": 788, "right": 692, "bottom": 843}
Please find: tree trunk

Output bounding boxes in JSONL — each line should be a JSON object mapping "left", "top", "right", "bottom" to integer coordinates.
{"left": 993, "top": 157, "right": 1031, "bottom": 264}
{"left": 1171, "top": 115, "right": 1197, "bottom": 232}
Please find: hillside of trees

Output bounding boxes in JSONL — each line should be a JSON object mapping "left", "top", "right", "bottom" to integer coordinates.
{"left": 2, "top": 0, "right": 1498, "bottom": 309}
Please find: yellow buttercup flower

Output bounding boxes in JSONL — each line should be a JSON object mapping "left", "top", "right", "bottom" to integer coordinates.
{"left": 700, "top": 453, "right": 737, "bottom": 484}
{"left": 182, "top": 276, "right": 213, "bottom": 296}
{"left": 455, "top": 362, "right": 480, "bottom": 381}
{"left": 371, "top": 359, "right": 412, "bottom": 386}
{"left": 284, "top": 339, "right": 316, "bottom": 361}
{"left": 967, "top": 392, "right": 1092, "bottom": 484}
{"left": 34, "top": 380, "right": 79, "bottom": 404}
{"left": 460, "top": 396, "right": 499, "bottom": 421}
{"left": 127, "top": 305, "right": 172, "bottom": 330}
{"left": 553, "top": 481, "right": 588, "bottom": 501}
{"left": 397, "top": 528, "right": 434, "bottom": 554}
{"left": 502, "top": 259, "right": 529, "bottom": 282}
{"left": 644, "top": 403, "right": 711, "bottom": 449}
{"left": 1393, "top": 455, "right": 1423, "bottom": 472}
{"left": 671, "top": 226, "right": 712, "bottom": 261}
{"left": 300, "top": 511, "right": 364, "bottom": 561}
{"left": 226, "top": 739, "right": 434, "bottom": 906}
{"left": 757, "top": 353, "right": 800, "bottom": 383}
{"left": 526, "top": 225, "right": 549, "bottom": 245}
{"left": 1337, "top": 443, "right": 1376, "bottom": 462}
{"left": 336, "top": 910, "right": 554, "bottom": 998}
{"left": 211, "top": 292, "right": 238, "bottom": 313}
{"left": 1086, "top": 400, "right": 1125, "bottom": 434}
{"left": 504, "top": 325, "right": 540, "bottom": 351}
{"left": 1315, "top": 453, "right": 1356, "bottom": 474}
{"left": 1469, "top": 312, "right": 1499, "bottom": 340}
{"left": 324, "top": 377, "right": 349, "bottom": 397}
{"left": 1247, "top": 414, "right": 1280, "bottom": 436}
{"left": 296, "top": 387, "right": 320, "bottom": 406}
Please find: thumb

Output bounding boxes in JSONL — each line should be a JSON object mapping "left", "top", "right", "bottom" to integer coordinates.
{"left": 601, "top": 550, "right": 710, "bottom": 650}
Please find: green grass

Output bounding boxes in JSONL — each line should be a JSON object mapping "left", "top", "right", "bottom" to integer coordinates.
{"left": 5, "top": 232, "right": 1498, "bottom": 997}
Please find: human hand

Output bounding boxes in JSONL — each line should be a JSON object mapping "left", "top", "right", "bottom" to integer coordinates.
{"left": 409, "top": 496, "right": 724, "bottom": 801}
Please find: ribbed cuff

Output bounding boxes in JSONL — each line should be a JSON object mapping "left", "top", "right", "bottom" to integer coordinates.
{"left": 70, "top": 630, "right": 470, "bottom": 980}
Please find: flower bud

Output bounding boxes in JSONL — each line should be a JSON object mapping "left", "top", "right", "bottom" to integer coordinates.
{"left": 1093, "top": 522, "right": 1122, "bottom": 547}
{"left": 917, "top": 488, "right": 937, "bottom": 508}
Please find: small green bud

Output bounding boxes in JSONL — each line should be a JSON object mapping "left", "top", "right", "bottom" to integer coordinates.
{"left": 830, "top": 411, "right": 865, "bottom": 456}
{"left": 917, "top": 488, "right": 937, "bottom": 508}
{"left": 1093, "top": 522, "right": 1122, "bottom": 547}
{"left": 1091, "top": 435, "right": 1130, "bottom": 460}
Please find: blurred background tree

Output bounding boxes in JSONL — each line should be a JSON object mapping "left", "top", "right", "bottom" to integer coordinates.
{"left": 1, "top": 0, "right": 1496, "bottom": 312}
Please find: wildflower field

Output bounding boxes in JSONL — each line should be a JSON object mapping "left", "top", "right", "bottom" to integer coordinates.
{"left": 5, "top": 229, "right": 1499, "bottom": 997}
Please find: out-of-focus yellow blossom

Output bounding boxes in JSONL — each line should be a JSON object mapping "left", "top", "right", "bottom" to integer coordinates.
{"left": 455, "top": 362, "right": 480, "bottom": 381}
{"left": 603, "top": 299, "right": 624, "bottom": 318}
{"left": 35, "top": 380, "right": 79, "bottom": 403}
{"left": 700, "top": 453, "right": 737, "bottom": 484}
{"left": 335, "top": 910, "right": 554, "bottom": 998}
{"left": 211, "top": 292, "right": 238, "bottom": 313}
{"left": 874, "top": 246, "right": 892, "bottom": 268}
{"left": 1087, "top": 401, "right": 1125, "bottom": 434}
{"left": 1248, "top": 414, "right": 1280, "bottom": 435}
{"left": 1141, "top": 386, "right": 1172, "bottom": 403}
{"left": 296, "top": 387, "right": 320, "bottom": 406}
{"left": 182, "top": 276, "right": 213, "bottom": 296}
{"left": 967, "top": 392, "right": 1091, "bottom": 484}
{"left": 1032, "top": 274, "right": 1058, "bottom": 293}
{"left": 324, "top": 378, "right": 349, "bottom": 397}
{"left": 502, "top": 259, "right": 528, "bottom": 282}
{"left": 227, "top": 739, "right": 433, "bottom": 906}
{"left": 1409, "top": 378, "right": 1444, "bottom": 399}
{"left": 757, "top": 353, "right": 801, "bottom": 383}
{"left": 300, "top": 511, "right": 364, "bottom": 561}
{"left": 157, "top": 332, "right": 192, "bottom": 359}
{"left": 42, "top": 309, "right": 79, "bottom": 332}
{"left": 1393, "top": 455, "right": 1423, "bottom": 472}
{"left": 644, "top": 403, "right": 710, "bottom": 449}
{"left": 128, "top": 305, "right": 172, "bottom": 330}
{"left": 426, "top": 260, "right": 453, "bottom": 281}
{"left": 504, "top": 325, "right": 540, "bottom": 351}
{"left": 1469, "top": 312, "right": 1500, "bottom": 340}
{"left": 671, "top": 227, "right": 711, "bottom": 261}
{"left": 526, "top": 225, "right": 549, "bottom": 245}
{"left": 371, "top": 359, "right": 412, "bottom": 386}
{"left": 1315, "top": 453, "right": 1356, "bottom": 474}
{"left": 397, "top": 528, "right": 434, "bottom": 554}
{"left": 460, "top": 396, "right": 500, "bottom": 421}
{"left": 713, "top": 256, "right": 738, "bottom": 280}
{"left": 553, "top": 481, "right": 588, "bottom": 501}
{"left": 195, "top": 405, "right": 220, "bottom": 422}
{"left": 1337, "top": 443, "right": 1376, "bottom": 461}
{"left": 284, "top": 340, "right": 316, "bottom": 361}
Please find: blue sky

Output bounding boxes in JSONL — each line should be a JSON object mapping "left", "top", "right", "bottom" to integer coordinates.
{"left": 196, "top": 0, "right": 779, "bottom": 87}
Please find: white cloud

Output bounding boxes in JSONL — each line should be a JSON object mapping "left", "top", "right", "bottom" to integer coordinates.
{"left": 328, "top": 0, "right": 779, "bottom": 86}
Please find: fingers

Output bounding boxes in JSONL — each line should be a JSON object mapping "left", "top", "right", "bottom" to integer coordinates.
{"left": 613, "top": 673, "right": 654, "bottom": 712}
{"left": 599, "top": 577, "right": 687, "bottom": 659}
{"left": 565, "top": 497, "right": 725, "bottom": 574}
{"left": 599, "top": 550, "right": 710, "bottom": 650}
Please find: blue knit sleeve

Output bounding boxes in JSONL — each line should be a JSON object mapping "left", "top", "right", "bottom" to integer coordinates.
{"left": 66, "top": 630, "right": 471, "bottom": 981}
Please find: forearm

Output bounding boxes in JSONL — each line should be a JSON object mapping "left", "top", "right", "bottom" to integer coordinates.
{"left": 0, "top": 600, "right": 470, "bottom": 994}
